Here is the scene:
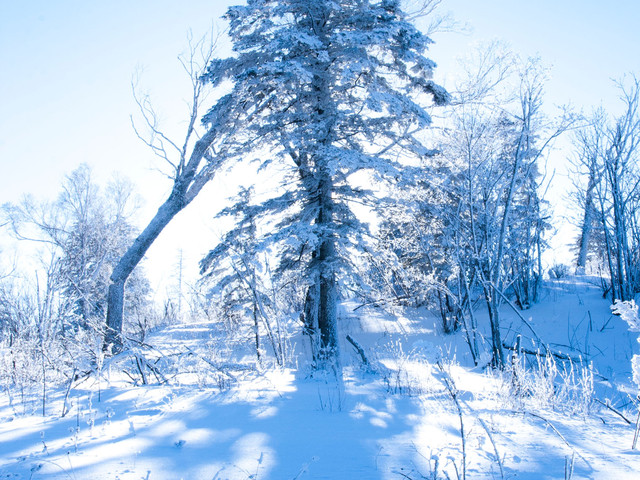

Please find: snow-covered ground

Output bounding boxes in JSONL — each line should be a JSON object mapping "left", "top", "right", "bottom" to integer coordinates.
{"left": 1, "top": 277, "right": 639, "bottom": 479}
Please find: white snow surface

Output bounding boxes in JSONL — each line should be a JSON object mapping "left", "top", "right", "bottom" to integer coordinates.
{"left": 1, "top": 277, "right": 640, "bottom": 479}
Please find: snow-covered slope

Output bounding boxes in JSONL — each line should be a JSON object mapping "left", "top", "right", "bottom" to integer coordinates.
{"left": 1, "top": 277, "right": 639, "bottom": 479}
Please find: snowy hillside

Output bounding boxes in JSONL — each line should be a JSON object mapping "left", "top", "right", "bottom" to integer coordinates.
{"left": 1, "top": 276, "right": 638, "bottom": 479}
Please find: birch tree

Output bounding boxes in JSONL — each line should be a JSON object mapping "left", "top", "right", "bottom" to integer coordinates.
{"left": 4, "top": 165, "right": 149, "bottom": 334}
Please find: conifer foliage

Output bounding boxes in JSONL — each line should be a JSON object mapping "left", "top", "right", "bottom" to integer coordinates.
{"left": 200, "top": 0, "right": 448, "bottom": 367}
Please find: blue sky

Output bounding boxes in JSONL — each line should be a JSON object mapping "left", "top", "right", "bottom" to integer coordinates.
{"left": 2, "top": 0, "right": 638, "bottom": 200}
{"left": 1, "top": 0, "right": 639, "bottom": 288}
{"left": 0, "top": 0, "right": 229, "bottom": 203}
{"left": 431, "top": 0, "right": 640, "bottom": 109}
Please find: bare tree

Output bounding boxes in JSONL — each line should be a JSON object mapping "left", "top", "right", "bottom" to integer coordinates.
{"left": 575, "top": 77, "right": 640, "bottom": 301}
{"left": 604, "top": 78, "right": 640, "bottom": 301}
{"left": 438, "top": 54, "right": 573, "bottom": 368}
{"left": 4, "top": 164, "right": 148, "bottom": 332}
{"left": 104, "top": 34, "right": 235, "bottom": 353}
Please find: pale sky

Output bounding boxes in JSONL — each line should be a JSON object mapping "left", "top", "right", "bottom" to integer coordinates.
{"left": 1, "top": 0, "right": 639, "bottom": 294}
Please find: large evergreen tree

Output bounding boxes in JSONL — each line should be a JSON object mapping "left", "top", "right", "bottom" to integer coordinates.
{"left": 200, "top": 0, "right": 448, "bottom": 368}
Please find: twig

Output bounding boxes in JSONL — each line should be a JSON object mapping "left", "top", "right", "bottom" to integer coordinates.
{"left": 393, "top": 470, "right": 414, "bottom": 480}
{"left": 61, "top": 367, "right": 77, "bottom": 418}
{"left": 488, "top": 281, "right": 547, "bottom": 353}
{"left": 565, "top": 452, "right": 575, "bottom": 480}
{"left": 134, "top": 356, "right": 148, "bottom": 385}
{"left": 437, "top": 362, "right": 466, "bottom": 480}
{"left": 352, "top": 295, "right": 411, "bottom": 311}
{"left": 183, "top": 345, "right": 239, "bottom": 381}
{"left": 502, "top": 342, "right": 582, "bottom": 363}
{"left": 633, "top": 408, "right": 640, "bottom": 450}
{"left": 593, "top": 398, "right": 632, "bottom": 425}
{"left": 476, "top": 417, "right": 504, "bottom": 479}
{"left": 517, "top": 411, "right": 590, "bottom": 468}
{"left": 346, "top": 334, "right": 370, "bottom": 367}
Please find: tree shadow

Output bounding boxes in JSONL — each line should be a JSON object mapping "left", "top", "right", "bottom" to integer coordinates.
{"left": 0, "top": 372, "right": 425, "bottom": 479}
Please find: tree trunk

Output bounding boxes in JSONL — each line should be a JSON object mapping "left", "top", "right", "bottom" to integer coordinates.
{"left": 318, "top": 264, "right": 338, "bottom": 360}
{"left": 597, "top": 190, "right": 618, "bottom": 301}
{"left": 487, "top": 139, "right": 523, "bottom": 369}
{"left": 104, "top": 195, "right": 183, "bottom": 352}
{"left": 535, "top": 225, "right": 543, "bottom": 302}
{"left": 252, "top": 299, "right": 261, "bottom": 364}
{"left": 304, "top": 18, "right": 341, "bottom": 370}
{"left": 312, "top": 183, "right": 340, "bottom": 367}
{"left": 484, "top": 284, "right": 505, "bottom": 368}
{"left": 104, "top": 128, "right": 219, "bottom": 353}
{"left": 576, "top": 170, "right": 597, "bottom": 271}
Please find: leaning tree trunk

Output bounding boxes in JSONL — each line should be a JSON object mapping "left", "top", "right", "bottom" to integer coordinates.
{"left": 104, "top": 129, "right": 219, "bottom": 353}
{"left": 104, "top": 196, "right": 182, "bottom": 352}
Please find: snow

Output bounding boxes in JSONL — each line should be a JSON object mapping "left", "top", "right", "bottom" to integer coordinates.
{"left": 1, "top": 276, "right": 640, "bottom": 479}
{"left": 612, "top": 299, "right": 640, "bottom": 395}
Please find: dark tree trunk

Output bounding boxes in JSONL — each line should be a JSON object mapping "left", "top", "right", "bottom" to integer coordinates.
{"left": 318, "top": 245, "right": 338, "bottom": 359}
{"left": 310, "top": 188, "right": 340, "bottom": 366}
{"left": 483, "top": 285, "right": 505, "bottom": 368}
{"left": 252, "top": 300, "right": 261, "bottom": 364}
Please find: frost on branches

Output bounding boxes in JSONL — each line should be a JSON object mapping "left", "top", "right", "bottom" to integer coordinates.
{"left": 611, "top": 300, "right": 640, "bottom": 389}
{"left": 199, "top": 0, "right": 448, "bottom": 369}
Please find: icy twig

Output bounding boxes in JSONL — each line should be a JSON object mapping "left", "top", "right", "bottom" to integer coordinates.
{"left": 633, "top": 408, "right": 640, "bottom": 450}
{"left": 437, "top": 362, "right": 466, "bottom": 480}
{"left": 475, "top": 417, "right": 505, "bottom": 479}
{"left": 346, "top": 334, "right": 370, "bottom": 368}
{"left": 516, "top": 411, "right": 590, "bottom": 468}
{"left": 593, "top": 397, "right": 632, "bottom": 425}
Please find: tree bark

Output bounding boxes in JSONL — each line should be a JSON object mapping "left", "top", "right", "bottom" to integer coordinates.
{"left": 104, "top": 196, "right": 183, "bottom": 351}
{"left": 310, "top": 173, "right": 340, "bottom": 368}
{"left": 104, "top": 128, "right": 219, "bottom": 353}
{"left": 317, "top": 242, "right": 338, "bottom": 361}
{"left": 576, "top": 170, "right": 597, "bottom": 271}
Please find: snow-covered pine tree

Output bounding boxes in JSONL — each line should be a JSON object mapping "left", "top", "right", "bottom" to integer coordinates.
{"left": 200, "top": 188, "right": 288, "bottom": 367}
{"left": 200, "top": 0, "right": 448, "bottom": 369}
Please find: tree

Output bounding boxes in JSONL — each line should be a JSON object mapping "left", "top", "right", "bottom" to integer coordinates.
{"left": 4, "top": 164, "right": 149, "bottom": 334}
{"left": 572, "top": 77, "right": 640, "bottom": 301}
{"left": 468, "top": 60, "right": 567, "bottom": 367}
{"left": 199, "top": 0, "right": 448, "bottom": 369}
{"left": 417, "top": 52, "right": 571, "bottom": 368}
{"left": 200, "top": 188, "right": 287, "bottom": 366}
{"left": 103, "top": 35, "right": 241, "bottom": 353}
{"left": 572, "top": 111, "right": 606, "bottom": 274}
{"left": 374, "top": 158, "right": 464, "bottom": 333}
{"left": 601, "top": 78, "right": 640, "bottom": 301}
